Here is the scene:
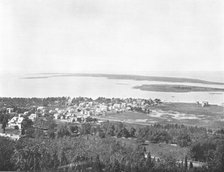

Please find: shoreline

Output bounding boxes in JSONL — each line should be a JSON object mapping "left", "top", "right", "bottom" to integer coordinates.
{"left": 133, "top": 84, "right": 224, "bottom": 93}
{"left": 21, "top": 73, "right": 224, "bottom": 85}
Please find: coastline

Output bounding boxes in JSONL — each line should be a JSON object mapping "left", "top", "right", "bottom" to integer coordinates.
{"left": 21, "top": 73, "right": 224, "bottom": 85}
{"left": 133, "top": 84, "right": 224, "bottom": 93}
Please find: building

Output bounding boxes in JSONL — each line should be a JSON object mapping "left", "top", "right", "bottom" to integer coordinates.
{"left": 8, "top": 115, "right": 24, "bottom": 129}
{"left": 28, "top": 113, "right": 38, "bottom": 121}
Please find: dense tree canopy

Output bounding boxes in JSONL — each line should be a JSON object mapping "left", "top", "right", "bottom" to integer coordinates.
{"left": 0, "top": 137, "right": 15, "bottom": 171}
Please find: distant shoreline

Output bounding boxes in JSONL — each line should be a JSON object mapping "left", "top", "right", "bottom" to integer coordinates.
{"left": 133, "top": 84, "right": 224, "bottom": 93}
{"left": 21, "top": 73, "right": 224, "bottom": 85}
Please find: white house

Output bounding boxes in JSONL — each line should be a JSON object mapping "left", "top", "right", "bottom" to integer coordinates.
{"left": 6, "top": 108, "right": 14, "bottom": 113}
{"left": 37, "top": 106, "right": 45, "bottom": 111}
{"left": 113, "top": 103, "right": 121, "bottom": 109}
{"left": 28, "top": 114, "right": 37, "bottom": 121}
{"left": 8, "top": 115, "right": 24, "bottom": 129}
{"left": 99, "top": 104, "right": 107, "bottom": 111}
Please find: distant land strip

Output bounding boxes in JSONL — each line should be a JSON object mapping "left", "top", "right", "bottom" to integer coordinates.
{"left": 22, "top": 73, "right": 224, "bottom": 85}
{"left": 133, "top": 84, "right": 224, "bottom": 93}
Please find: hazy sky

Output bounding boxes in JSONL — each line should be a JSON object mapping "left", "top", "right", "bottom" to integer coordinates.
{"left": 0, "top": 0, "right": 223, "bottom": 74}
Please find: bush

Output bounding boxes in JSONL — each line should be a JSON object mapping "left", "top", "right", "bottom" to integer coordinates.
{"left": 0, "top": 137, "right": 15, "bottom": 171}
{"left": 14, "top": 125, "right": 19, "bottom": 130}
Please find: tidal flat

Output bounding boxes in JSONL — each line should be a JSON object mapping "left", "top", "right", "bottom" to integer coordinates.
{"left": 133, "top": 84, "right": 224, "bottom": 93}
{"left": 98, "top": 102, "right": 224, "bottom": 129}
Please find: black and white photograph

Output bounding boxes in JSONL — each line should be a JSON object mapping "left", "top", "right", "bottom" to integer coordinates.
{"left": 0, "top": 0, "right": 224, "bottom": 171}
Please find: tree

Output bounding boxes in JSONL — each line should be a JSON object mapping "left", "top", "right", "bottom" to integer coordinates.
{"left": 117, "top": 127, "right": 130, "bottom": 138}
{"left": 107, "top": 124, "right": 115, "bottom": 136}
{"left": 211, "top": 141, "right": 224, "bottom": 172}
{"left": 0, "top": 137, "right": 15, "bottom": 171}
{"left": 112, "top": 159, "right": 121, "bottom": 172}
{"left": 58, "top": 149, "right": 68, "bottom": 166}
{"left": 56, "top": 124, "right": 71, "bottom": 138}
{"left": 81, "top": 123, "right": 91, "bottom": 135}
{"left": 189, "top": 161, "right": 193, "bottom": 169}
{"left": 47, "top": 119, "right": 57, "bottom": 139}
{"left": 34, "top": 117, "right": 56, "bottom": 139}
{"left": 1, "top": 115, "right": 8, "bottom": 133}
{"left": 21, "top": 117, "right": 33, "bottom": 135}
{"left": 34, "top": 128, "right": 45, "bottom": 139}
{"left": 185, "top": 155, "right": 188, "bottom": 170}
{"left": 93, "top": 155, "right": 102, "bottom": 172}
{"left": 177, "top": 132, "right": 191, "bottom": 147}
{"left": 13, "top": 143, "right": 42, "bottom": 171}
{"left": 26, "top": 127, "right": 35, "bottom": 138}
{"left": 190, "top": 138, "right": 216, "bottom": 162}
{"left": 130, "top": 146, "right": 146, "bottom": 172}
{"left": 86, "top": 117, "right": 95, "bottom": 123}
{"left": 154, "top": 98, "right": 162, "bottom": 104}
{"left": 190, "top": 142, "right": 204, "bottom": 161}
{"left": 150, "top": 130, "right": 171, "bottom": 143}
{"left": 114, "top": 122, "right": 124, "bottom": 137}
{"left": 145, "top": 152, "right": 153, "bottom": 169}
{"left": 129, "top": 127, "right": 136, "bottom": 137}
{"left": 160, "top": 152, "right": 177, "bottom": 170}
{"left": 98, "top": 129, "right": 106, "bottom": 138}
{"left": 69, "top": 125, "right": 79, "bottom": 134}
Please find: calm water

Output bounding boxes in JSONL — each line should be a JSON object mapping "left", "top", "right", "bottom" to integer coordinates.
{"left": 0, "top": 72, "right": 224, "bottom": 105}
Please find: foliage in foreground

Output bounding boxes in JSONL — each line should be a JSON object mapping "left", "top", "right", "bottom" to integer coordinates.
{"left": 0, "top": 133, "right": 223, "bottom": 172}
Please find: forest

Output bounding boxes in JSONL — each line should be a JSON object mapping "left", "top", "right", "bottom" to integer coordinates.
{"left": 0, "top": 116, "right": 224, "bottom": 172}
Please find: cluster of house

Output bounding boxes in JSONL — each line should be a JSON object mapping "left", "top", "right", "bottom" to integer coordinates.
{"left": 196, "top": 101, "right": 209, "bottom": 107}
{"left": 8, "top": 113, "right": 38, "bottom": 130}
{"left": 6, "top": 98, "right": 161, "bottom": 130}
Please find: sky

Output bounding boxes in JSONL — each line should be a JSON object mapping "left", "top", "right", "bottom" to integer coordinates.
{"left": 0, "top": 0, "right": 223, "bottom": 75}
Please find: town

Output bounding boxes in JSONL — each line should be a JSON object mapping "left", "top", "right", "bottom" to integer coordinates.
{"left": 0, "top": 97, "right": 161, "bottom": 138}
{"left": 0, "top": 97, "right": 223, "bottom": 172}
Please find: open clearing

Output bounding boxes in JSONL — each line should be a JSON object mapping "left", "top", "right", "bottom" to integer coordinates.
{"left": 117, "top": 137, "right": 189, "bottom": 160}
{"left": 98, "top": 102, "right": 224, "bottom": 129}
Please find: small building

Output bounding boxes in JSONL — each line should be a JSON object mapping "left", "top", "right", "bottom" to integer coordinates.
{"left": 37, "top": 106, "right": 45, "bottom": 111}
{"left": 28, "top": 114, "right": 37, "bottom": 121}
{"left": 8, "top": 115, "right": 24, "bottom": 129}
{"left": 201, "top": 101, "right": 209, "bottom": 107}
{"left": 6, "top": 108, "right": 14, "bottom": 114}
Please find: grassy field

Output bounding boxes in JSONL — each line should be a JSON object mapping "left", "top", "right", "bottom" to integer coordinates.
{"left": 99, "top": 102, "right": 224, "bottom": 129}
{"left": 152, "top": 102, "right": 224, "bottom": 129}
{"left": 117, "top": 137, "right": 189, "bottom": 160}
{"left": 152, "top": 102, "right": 223, "bottom": 115}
